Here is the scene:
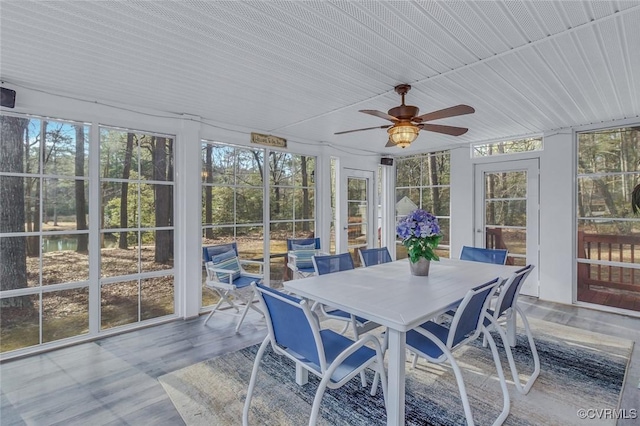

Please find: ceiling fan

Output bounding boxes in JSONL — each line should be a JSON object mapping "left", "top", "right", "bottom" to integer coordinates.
{"left": 335, "top": 84, "right": 475, "bottom": 148}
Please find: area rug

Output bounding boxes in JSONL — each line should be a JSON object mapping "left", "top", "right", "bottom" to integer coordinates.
{"left": 158, "top": 318, "right": 632, "bottom": 425}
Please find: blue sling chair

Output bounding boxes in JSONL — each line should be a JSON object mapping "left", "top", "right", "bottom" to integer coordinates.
{"left": 311, "top": 253, "right": 379, "bottom": 338}
{"left": 406, "top": 278, "right": 511, "bottom": 426}
{"left": 358, "top": 246, "right": 392, "bottom": 267}
{"left": 243, "top": 284, "right": 387, "bottom": 426}
{"left": 311, "top": 252, "right": 381, "bottom": 388}
{"left": 483, "top": 264, "right": 540, "bottom": 395}
{"left": 460, "top": 246, "right": 508, "bottom": 265}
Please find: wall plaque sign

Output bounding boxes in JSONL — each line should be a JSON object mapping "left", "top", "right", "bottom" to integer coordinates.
{"left": 250, "top": 132, "right": 287, "bottom": 148}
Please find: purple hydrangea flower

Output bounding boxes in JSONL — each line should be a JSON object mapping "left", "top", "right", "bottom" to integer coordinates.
{"left": 396, "top": 209, "right": 443, "bottom": 262}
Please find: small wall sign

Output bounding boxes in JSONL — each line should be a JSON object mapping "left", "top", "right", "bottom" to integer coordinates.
{"left": 250, "top": 132, "right": 287, "bottom": 148}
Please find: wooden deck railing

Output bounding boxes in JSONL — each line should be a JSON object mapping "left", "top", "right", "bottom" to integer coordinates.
{"left": 485, "top": 228, "right": 514, "bottom": 265}
{"left": 577, "top": 231, "right": 640, "bottom": 293}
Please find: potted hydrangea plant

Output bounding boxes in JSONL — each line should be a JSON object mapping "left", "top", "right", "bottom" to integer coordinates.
{"left": 396, "top": 209, "right": 442, "bottom": 276}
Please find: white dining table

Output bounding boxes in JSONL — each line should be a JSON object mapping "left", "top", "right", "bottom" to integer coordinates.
{"left": 284, "top": 257, "right": 521, "bottom": 426}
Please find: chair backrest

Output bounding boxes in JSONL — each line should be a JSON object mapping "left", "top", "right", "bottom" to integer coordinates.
{"left": 312, "top": 252, "right": 355, "bottom": 275}
{"left": 203, "top": 242, "right": 239, "bottom": 263}
{"left": 494, "top": 265, "right": 534, "bottom": 318}
{"left": 448, "top": 278, "right": 500, "bottom": 348}
{"left": 254, "top": 284, "right": 322, "bottom": 367}
{"left": 287, "top": 237, "right": 321, "bottom": 251}
{"left": 460, "top": 246, "right": 508, "bottom": 265}
{"left": 359, "top": 247, "right": 392, "bottom": 267}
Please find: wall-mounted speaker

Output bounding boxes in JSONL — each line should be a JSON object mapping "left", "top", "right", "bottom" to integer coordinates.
{"left": 1, "top": 87, "right": 16, "bottom": 108}
{"left": 380, "top": 157, "right": 394, "bottom": 166}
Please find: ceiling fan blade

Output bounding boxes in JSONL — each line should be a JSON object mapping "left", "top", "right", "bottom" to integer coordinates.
{"left": 359, "top": 109, "right": 399, "bottom": 122}
{"left": 385, "top": 139, "right": 397, "bottom": 148}
{"left": 420, "top": 123, "right": 469, "bottom": 136}
{"left": 413, "top": 104, "right": 475, "bottom": 122}
{"left": 335, "top": 124, "right": 392, "bottom": 135}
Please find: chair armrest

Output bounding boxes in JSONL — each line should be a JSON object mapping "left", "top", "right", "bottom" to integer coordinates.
{"left": 239, "top": 259, "right": 264, "bottom": 274}
{"left": 325, "top": 333, "right": 385, "bottom": 370}
{"left": 288, "top": 252, "right": 299, "bottom": 261}
{"left": 240, "top": 259, "right": 264, "bottom": 266}
{"left": 204, "top": 262, "right": 235, "bottom": 286}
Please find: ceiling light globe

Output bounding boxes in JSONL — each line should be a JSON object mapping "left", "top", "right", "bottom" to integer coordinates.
{"left": 387, "top": 123, "right": 419, "bottom": 148}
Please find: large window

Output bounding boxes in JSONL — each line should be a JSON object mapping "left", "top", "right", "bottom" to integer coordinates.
{"left": 395, "top": 151, "right": 450, "bottom": 259}
{"left": 1, "top": 115, "right": 90, "bottom": 352}
{"left": 472, "top": 137, "right": 542, "bottom": 157}
{"left": 99, "top": 127, "right": 175, "bottom": 329}
{"left": 1, "top": 115, "right": 177, "bottom": 357}
{"left": 577, "top": 127, "right": 640, "bottom": 312}
{"left": 200, "top": 144, "right": 315, "bottom": 300}
{"left": 201, "top": 142, "right": 265, "bottom": 306}
{"left": 268, "top": 152, "right": 315, "bottom": 282}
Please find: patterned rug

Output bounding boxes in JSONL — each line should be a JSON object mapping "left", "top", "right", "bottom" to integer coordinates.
{"left": 158, "top": 318, "right": 632, "bottom": 425}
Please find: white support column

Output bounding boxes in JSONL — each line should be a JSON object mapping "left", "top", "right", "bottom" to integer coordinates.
{"left": 449, "top": 146, "right": 474, "bottom": 257}
{"left": 539, "top": 131, "right": 574, "bottom": 304}
{"left": 381, "top": 162, "right": 396, "bottom": 257}
{"left": 175, "top": 116, "right": 202, "bottom": 319}
{"left": 316, "top": 149, "right": 332, "bottom": 253}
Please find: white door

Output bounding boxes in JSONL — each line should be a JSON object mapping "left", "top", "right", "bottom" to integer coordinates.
{"left": 341, "top": 169, "right": 375, "bottom": 267}
{"left": 474, "top": 159, "right": 539, "bottom": 296}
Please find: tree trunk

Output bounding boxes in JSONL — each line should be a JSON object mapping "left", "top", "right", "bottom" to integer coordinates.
{"left": 75, "top": 126, "right": 88, "bottom": 253}
{"left": 153, "top": 137, "right": 171, "bottom": 263}
{"left": 26, "top": 122, "right": 45, "bottom": 257}
{"left": 428, "top": 154, "right": 440, "bottom": 214}
{"left": 119, "top": 133, "right": 134, "bottom": 249}
{"left": 0, "top": 116, "right": 30, "bottom": 307}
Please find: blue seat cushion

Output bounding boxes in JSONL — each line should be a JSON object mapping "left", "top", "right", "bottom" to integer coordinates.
{"left": 318, "top": 329, "right": 376, "bottom": 383}
{"left": 406, "top": 321, "right": 450, "bottom": 360}
{"left": 211, "top": 250, "right": 241, "bottom": 282}
{"left": 233, "top": 275, "right": 258, "bottom": 289}
{"left": 291, "top": 242, "right": 316, "bottom": 269}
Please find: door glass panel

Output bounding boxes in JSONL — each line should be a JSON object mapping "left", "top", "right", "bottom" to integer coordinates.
{"left": 347, "top": 177, "right": 368, "bottom": 267}
{"left": 484, "top": 170, "right": 527, "bottom": 266}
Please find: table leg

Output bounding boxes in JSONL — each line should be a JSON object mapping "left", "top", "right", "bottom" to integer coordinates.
{"left": 386, "top": 329, "right": 406, "bottom": 426}
{"left": 296, "top": 363, "right": 309, "bottom": 385}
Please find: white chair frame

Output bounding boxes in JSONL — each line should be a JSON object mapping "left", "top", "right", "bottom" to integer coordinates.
{"left": 484, "top": 265, "right": 540, "bottom": 395}
{"left": 204, "top": 257, "right": 264, "bottom": 333}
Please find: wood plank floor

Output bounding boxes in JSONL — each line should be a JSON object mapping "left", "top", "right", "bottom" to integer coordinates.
{"left": 2, "top": 298, "right": 639, "bottom": 426}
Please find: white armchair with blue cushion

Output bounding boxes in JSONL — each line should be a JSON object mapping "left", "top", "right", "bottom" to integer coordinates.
{"left": 203, "top": 242, "right": 264, "bottom": 332}
{"left": 287, "top": 237, "right": 323, "bottom": 279}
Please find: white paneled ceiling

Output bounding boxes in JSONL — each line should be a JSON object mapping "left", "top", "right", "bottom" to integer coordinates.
{"left": 1, "top": 0, "right": 639, "bottom": 154}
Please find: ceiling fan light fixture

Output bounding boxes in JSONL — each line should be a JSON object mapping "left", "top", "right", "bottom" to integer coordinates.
{"left": 387, "top": 122, "right": 419, "bottom": 148}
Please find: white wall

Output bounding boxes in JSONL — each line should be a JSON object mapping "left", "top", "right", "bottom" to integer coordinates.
{"left": 538, "top": 132, "right": 575, "bottom": 304}
{"left": 449, "top": 146, "right": 475, "bottom": 257}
